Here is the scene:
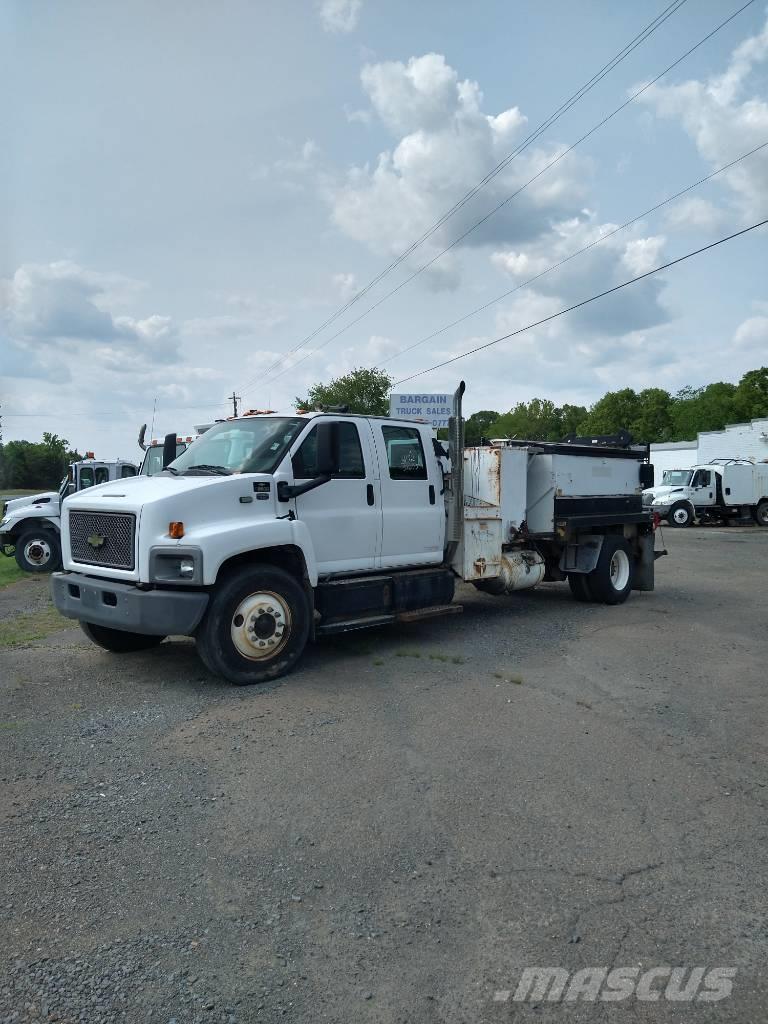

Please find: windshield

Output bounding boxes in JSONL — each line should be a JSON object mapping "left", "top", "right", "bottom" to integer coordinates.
{"left": 169, "top": 417, "right": 306, "bottom": 475}
{"left": 662, "top": 470, "right": 693, "bottom": 486}
{"left": 141, "top": 443, "right": 186, "bottom": 476}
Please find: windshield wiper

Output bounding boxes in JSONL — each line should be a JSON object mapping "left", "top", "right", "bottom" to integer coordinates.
{"left": 182, "top": 464, "right": 233, "bottom": 476}
{"left": 164, "top": 466, "right": 180, "bottom": 476}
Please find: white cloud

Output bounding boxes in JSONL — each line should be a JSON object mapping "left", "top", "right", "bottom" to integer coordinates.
{"left": 621, "top": 235, "right": 665, "bottom": 276}
{"left": 331, "top": 53, "right": 589, "bottom": 285}
{"left": 733, "top": 315, "right": 768, "bottom": 350}
{"left": 663, "top": 196, "right": 724, "bottom": 232}
{"left": 318, "top": 0, "right": 362, "bottom": 34}
{"left": 638, "top": 14, "right": 768, "bottom": 220}
{"left": 332, "top": 272, "right": 358, "bottom": 302}
{"left": 0, "top": 262, "right": 179, "bottom": 364}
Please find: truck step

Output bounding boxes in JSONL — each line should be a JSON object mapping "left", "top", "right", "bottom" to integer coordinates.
{"left": 316, "top": 614, "right": 396, "bottom": 636}
{"left": 396, "top": 604, "right": 463, "bottom": 623}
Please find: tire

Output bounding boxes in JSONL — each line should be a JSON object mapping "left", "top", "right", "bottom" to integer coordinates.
{"left": 668, "top": 502, "right": 693, "bottom": 528}
{"left": 568, "top": 573, "right": 594, "bottom": 602}
{"left": 195, "top": 564, "right": 310, "bottom": 685}
{"left": 587, "top": 536, "right": 634, "bottom": 605}
{"left": 754, "top": 501, "right": 768, "bottom": 527}
{"left": 14, "top": 528, "right": 62, "bottom": 573}
{"left": 81, "top": 621, "right": 166, "bottom": 652}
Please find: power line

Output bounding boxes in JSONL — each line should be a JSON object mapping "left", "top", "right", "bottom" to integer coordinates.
{"left": 246, "top": 0, "right": 755, "bottom": 396}
{"left": 393, "top": 217, "right": 768, "bottom": 386}
{"left": 380, "top": 140, "right": 768, "bottom": 367}
{"left": 236, "top": 0, "right": 690, "bottom": 396}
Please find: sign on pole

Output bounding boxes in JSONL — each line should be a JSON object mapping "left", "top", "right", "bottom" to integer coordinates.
{"left": 389, "top": 393, "right": 451, "bottom": 429}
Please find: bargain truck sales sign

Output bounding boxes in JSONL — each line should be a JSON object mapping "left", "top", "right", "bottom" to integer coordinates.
{"left": 389, "top": 393, "right": 451, "bottom": 429}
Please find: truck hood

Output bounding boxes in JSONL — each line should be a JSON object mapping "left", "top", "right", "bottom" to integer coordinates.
{"left": 5, "top": 490, "right": 58, "bottom": 513}
{"left": 642, "top": 485, "right": 687, "bottom": 502}
{"left": 60, "top": 471, "right": 284, "bottom": 583}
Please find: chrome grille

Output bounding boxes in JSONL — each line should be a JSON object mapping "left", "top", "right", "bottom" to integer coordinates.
{"left": 69, "top": 510, "right": 136, "bottom": 570}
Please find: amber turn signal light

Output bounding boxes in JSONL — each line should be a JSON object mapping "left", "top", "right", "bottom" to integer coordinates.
{"left": 168, "top": 522, "right": 185, "bottom": 539}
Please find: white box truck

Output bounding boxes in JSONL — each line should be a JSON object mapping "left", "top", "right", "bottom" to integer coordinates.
{"left": 51, "top": 384, "right": 661, "bottom": 685}
{"left": 642, "top": 459, "right": 768, "bottom": 527}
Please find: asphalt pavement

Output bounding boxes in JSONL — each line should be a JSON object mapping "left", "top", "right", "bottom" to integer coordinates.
{"left": 1, "top": 526, "right": 766, "bottom": 1023}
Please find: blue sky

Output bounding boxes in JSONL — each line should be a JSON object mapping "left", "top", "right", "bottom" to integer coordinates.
{"left": 2, "top": 0, "right": 767, "bottom": 458}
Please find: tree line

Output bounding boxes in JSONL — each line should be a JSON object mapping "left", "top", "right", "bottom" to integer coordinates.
{"left": 0, "top": 434, "right": 83, "bottom": 491}
{"left": 297, "top": 365, "right": 768, "bottom": 445}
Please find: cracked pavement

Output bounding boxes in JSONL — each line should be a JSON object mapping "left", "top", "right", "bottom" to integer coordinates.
{"left": 1, "top": 526, "right": 767, "bottom": 1022}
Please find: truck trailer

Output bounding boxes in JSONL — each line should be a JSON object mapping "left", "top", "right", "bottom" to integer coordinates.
{"left": 51, "top": 384, "right": 661, "bottom": 685}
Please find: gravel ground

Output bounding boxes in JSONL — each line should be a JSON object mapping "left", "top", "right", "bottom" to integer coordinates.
{"left": 1, "top": 527, "right": 767, "bottom": 1023}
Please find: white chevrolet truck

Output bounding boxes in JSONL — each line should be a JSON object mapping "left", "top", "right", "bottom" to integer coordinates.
{"left": 643, "top": 460, "right": 768, "bottom": 527}
{"left": 51, "top": 384, "right": 660, "bottom": 685}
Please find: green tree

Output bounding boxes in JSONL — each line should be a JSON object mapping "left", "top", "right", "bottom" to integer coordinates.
{"left": 581, "top": 388, "right": 641, "bottom": 437}
{"left": 632, "top": 388, "right": 674, "bottom": 443}
{"left": 559, "top": 403, "right": 589, "bottom": 438}
{"left": 0, "top": 434, "right": 82, "bottom": 490}
{"left": 735, "top": 367, "right": 768, "bottom": 420}
{"left": 464, "top": 409, "right": 500, "bottom": 445}
{"left": 295, "top": 367, "right": 394, "bottom": 416}
{"left": 489, "top": 398, "right": 563, "bottom": 441}
{"left": 670, "top": 382, "right": 739, "bottom": 440}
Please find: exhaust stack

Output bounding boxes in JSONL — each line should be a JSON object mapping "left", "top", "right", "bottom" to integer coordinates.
{"left": 445, "top": 381, "right": 465, "bottom": 560}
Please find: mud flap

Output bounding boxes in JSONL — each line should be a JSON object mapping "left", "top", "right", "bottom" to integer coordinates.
{"left": 633, "top": 531, "right": 656, "bottom": 591}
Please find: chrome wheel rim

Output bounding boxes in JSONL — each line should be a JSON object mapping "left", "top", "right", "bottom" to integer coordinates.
{"left": 609, "top": 550, "right": 630, "bottom": 591}
{"left": 230, "top": 591, "right": 291, "bottom": 661}
{"left": 24, "top": 537, "right": 52, "bottom": 567}
{"left": 672, "top": 507, "right": 689, "bottom": 525}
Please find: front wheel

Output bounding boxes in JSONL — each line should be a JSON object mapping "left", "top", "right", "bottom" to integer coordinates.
{"left": 668, "top": 502, "right": 693, "bottom": 528}
{"left": 81, "top": 622, "right": 166, "bottom": 652}
{"left": 195, "top": 564, "right": 310, "bottom": 685}
{"left": 754, "top": 501, "right": 768, "bottom": 527}
{"left": 14, "top": 529, "right": 62, "bottom": 573}
{"left": 588, "top": 537, "right": 634, "bottom": 605}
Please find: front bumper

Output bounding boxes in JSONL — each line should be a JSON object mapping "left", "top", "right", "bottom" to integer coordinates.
{"left": 51, "top": 571, "right": 209, "bottom": 636}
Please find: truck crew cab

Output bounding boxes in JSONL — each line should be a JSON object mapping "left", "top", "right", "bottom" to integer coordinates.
{"left": 51, "top": 384, "right": 660, "bottom": 685}
{"left": 1, "top": 457, "right": 138, "bottom": 573}
{"left": 643, "top": 459, "right": 768, "bottom": 527}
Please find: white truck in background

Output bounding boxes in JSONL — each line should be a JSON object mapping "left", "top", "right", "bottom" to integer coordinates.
{"left": 0, "top": 458, "right": 138, "bottom": 572}
{"left": 51, "top": 384, "right": 661, "bottom": 685}
{"left": 643, "top": 459, "right": 768, "bottom": 527}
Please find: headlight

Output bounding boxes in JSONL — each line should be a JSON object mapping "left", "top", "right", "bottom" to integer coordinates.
{"left": 149, "top": 547, "right": 202, "bottom": 584}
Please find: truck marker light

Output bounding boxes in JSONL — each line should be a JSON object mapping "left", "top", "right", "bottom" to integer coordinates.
{"left": 168, "top": 522, "right": 185, "bottom": 539}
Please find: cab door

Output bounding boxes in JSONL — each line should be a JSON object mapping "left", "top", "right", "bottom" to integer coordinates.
{"left": 369, "top": 422, "right": 445, "bottom": 568}
{"left": 691, "top": 468, "right": 715, "bottom": 507}
{"left": 292, "top": 419, "right": 381, "bottom": 575}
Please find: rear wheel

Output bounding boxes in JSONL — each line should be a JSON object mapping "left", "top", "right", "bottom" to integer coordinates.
{"left": 81, "top": 622, "right": 166, "bottom": 652}
{"left": 568, "top": 573, "right": 593, "bottom": 602}
{"left": 196, "top": 565, "right": 310, "bottom": 685}
{"left": 14, "top": 528, "right": 62, "bottom": 573}
{"left": 668, "top": 502, "right": 693, "bottom": 528}
{"left": 754, "top": 501, "right": 768, "bottom": 527}
{"left": 588, "top": 536, "right": 634, "bottom": 605}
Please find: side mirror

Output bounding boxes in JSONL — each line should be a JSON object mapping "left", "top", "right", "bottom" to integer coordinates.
{"left": 162, "top": 432, "right": 178, "bottom": 469}
{"left": 314, "top": 421, "right": 337, "bottom": 477}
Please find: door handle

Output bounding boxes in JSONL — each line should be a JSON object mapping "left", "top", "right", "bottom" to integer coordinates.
{"left": 367, "top": 484, "right": 375, "bottom": 506}
{"left": 429, "top": 484, "right": 435, "bottom": 505}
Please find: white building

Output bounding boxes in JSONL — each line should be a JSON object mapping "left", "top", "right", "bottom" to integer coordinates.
{"left": 651, "top": 417, "right": 768, "bottom": 478}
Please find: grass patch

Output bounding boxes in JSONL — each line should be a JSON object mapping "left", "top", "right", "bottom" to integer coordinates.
{"left": 372, "top": 658, "right": 385, "bottom": 666}
{"left": 395, "top": 649, "right": 422, "bottom": 659}
{"left": 0, "top": 603, "right": 69, "bottom": 648}
{"left": 0, "top": 558, "right": 26, "bottom": 589}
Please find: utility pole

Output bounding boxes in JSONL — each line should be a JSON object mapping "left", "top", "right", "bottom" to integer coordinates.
{"left": 228, "top": 392, "right": 241, "bottom": 417}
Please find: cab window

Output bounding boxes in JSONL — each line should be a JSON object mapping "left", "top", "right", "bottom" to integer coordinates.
{"left": 95, "top": 467, "right": 110, "bottom": 485}
{"left": 121, "top": 465, "right": 137, "bottom": 478}
{"left": 381, "top": 425, "right": 427, "bottom": 480}
{"left": 692, "top": 469, "right": 711, "bottom": 487}
{"left": 293, "top": 422, "right": 365, "bottom": 479}
{"left": 79, "top": 467, "right": 94, "bottom": 489}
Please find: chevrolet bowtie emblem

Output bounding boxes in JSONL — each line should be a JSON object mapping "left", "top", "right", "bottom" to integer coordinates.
{"left": 87, "top": 533, "right": 106, "bottom": 549}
